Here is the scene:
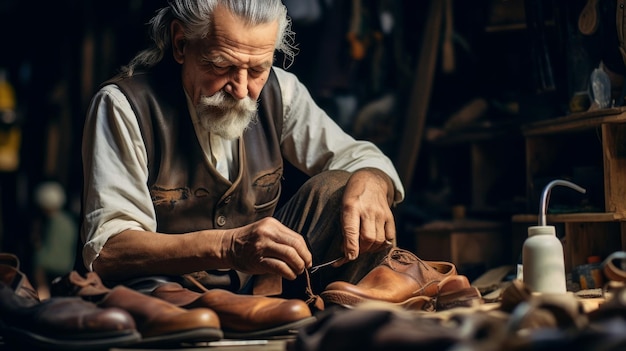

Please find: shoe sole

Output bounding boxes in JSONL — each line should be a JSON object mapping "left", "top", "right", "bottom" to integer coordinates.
{"left": 130, "top": 327, "right": 223, "bottom": 347}
{"left": 436, "top": 287, "right": 483, "bottom": 311}
{"left": 222, "top": 316, "right": 317, "bottom": 339}
{"left": 320, "top": 290, "right": 367, "bottom": 307}
{"left": 2, "top": 327, "right": 141, "bottom": 351}
{"left": 320, "top": 290, "right": 436, "bottom": 312}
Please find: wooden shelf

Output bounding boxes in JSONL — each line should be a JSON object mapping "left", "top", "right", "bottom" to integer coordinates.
{"left": 417, "top": 106, "right": 626, "bottom": 272}
{"left": 517, "top": 107, "right": 626, "bottom": 270}
{"left": 512, "top": 212, "right": 626, "bottom": 224}
{"left": 428, "top": 120, "right": 522, "bottom": 146}
{"left": 523, "top": 107, "right": 626, "bottom": 136}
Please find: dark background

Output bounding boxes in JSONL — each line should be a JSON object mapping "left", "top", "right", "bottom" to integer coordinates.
{"left": 0, "top": 0, "right": 613, "bottom": 277}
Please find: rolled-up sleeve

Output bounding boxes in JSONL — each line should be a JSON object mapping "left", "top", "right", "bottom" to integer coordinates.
{"left": 80, "top": 85, "right": 157, "bottom": 271}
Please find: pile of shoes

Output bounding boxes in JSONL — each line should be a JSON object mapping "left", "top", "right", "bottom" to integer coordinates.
{"left": 292, "top": 250, "right": 626, "bottom": 351}
{"left": 51, "top": 270, "right": 317, "bottom": 341}
{"left": 0, "top": 252, "right": 317, "bottom": 350}
{"left": 0, "top": 252, "right": 142, "bottom": 350}
{"left": 320, "top": 248, "right": 483, "bottom": 311}
{"left": 293, "top": 277, "right": 626, "bottom": 351}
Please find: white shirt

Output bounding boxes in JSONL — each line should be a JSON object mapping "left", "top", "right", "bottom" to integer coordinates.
{"left": 80, "top": 66, "right": 405, "bottom": 271}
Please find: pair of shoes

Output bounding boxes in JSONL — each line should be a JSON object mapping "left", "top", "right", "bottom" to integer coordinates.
{"left": 50, "top": 271, "right": 223, "bottom": 346}
{"left": 319, "top": 248, "right": 460, "bottom": 308}
{"left": 152, "top": 276, "right": 316, "bottom": 339}
{"left": 0, "top": 253, "right": 141, "bottom": 350}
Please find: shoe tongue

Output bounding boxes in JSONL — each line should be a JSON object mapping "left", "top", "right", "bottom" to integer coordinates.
{"left": 387, "top": 248, "right": 422, "bottom": 265}
{"left": 385, "top": 249, "right": 436, "bottom": 282}
{"left": 51, "top": 271, "right": 110, "bottom": 301}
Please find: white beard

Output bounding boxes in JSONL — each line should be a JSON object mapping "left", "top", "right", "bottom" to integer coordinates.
{"left": 195, "top": 91, "right": 258, "bottom": 140}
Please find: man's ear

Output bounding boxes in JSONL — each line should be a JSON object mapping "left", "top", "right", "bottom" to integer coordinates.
{"left": 171, "top": 20, "right": 186, "bottom": 64}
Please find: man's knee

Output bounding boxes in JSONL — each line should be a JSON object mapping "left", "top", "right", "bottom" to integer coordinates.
{"left": 275, "top": 170, "right": 350, "bottom": 233}
{"left": 299, "top": 170, "right": 350, "bottom": 196}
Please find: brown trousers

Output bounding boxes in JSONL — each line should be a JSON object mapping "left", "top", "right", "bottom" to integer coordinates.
{"left": 274, "top": 170, "right": 390, "bottom": 298}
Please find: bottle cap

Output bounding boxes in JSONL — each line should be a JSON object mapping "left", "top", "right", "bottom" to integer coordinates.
{"left": 527, "top": 225, "right": 556, "bottom": 237}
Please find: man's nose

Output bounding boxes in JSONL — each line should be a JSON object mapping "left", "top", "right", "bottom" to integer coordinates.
{"left": 225, "top": 69, "right": 249, "bottom": 100}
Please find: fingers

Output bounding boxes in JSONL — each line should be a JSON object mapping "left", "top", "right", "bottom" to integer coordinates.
{"left": 340, "top": 168, "right": 396, "bottom": 262}
{"left": 342, "top": 202, "right": 396, "bottom": 260}
{"left": 359, "top": 212, "right": 395, "bottom": 253}
{"left": 259, "top": 236, "right": 311, "bottom": 279}
{"left": 259, "top": 257, "right": 299, "bottom": 280}
{"left": 232, "top": 218, "right": 312, "bottom": 279}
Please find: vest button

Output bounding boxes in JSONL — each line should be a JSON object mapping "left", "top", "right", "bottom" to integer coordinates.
{"left": 216, "top": 215, "right": 227, "bottom": 227}
{"left": 223, "top": 196, "right": 232, "bottom": 204}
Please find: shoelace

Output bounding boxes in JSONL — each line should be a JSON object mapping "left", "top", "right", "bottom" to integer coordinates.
{"left": 386, "top": 248, "right": 430, "bottom": 271}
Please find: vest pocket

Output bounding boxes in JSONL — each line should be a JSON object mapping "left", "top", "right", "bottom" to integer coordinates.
{"left": 253, "top": 185, "right": 281, "bottom": 213}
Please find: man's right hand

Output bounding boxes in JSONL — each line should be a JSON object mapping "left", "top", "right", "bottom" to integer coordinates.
{"left": 222, "top": 217, "right": 312, "bottom": 280}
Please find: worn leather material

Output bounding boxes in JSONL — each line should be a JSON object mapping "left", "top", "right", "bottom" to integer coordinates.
{"left": 102, "top": 286, "right": 221, "bottom": 338}
{"left": 0, "top": 253, "right": 141, "bottom": 349}
{"left": 253, "top": 273, "right": 283, "bottom": 296}
{"left": 320, "top": 248, "right": 457, "bottom": 306}
{"left": 0, "top": 283, "right": 136, "bottom": 335}
{"left": 51, "top": 271, "right": 223, "bottom": 341}
{"left": 151, "top": 281, "right": 312, "bottom": 332}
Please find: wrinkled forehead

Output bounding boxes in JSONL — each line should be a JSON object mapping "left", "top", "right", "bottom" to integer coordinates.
{"left": 191, "top": 6, "right": 278, "bottom": 62}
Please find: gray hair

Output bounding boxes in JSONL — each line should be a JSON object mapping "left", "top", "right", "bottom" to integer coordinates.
{"left": 122, "top": 0, "right": 297, "bottom": 76}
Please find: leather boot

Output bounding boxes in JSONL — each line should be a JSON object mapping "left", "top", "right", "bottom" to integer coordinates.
{"left": 152, "top": 277, "right": 316, "bottom": 339}
{"left": 50, "top": 271, "right": 223, "bottom": 346}
{"left": 0, "top": 253, "right": 141, "bottom": 350}
{"left": 320, "top": 248, "right": 458, "bottom": 307}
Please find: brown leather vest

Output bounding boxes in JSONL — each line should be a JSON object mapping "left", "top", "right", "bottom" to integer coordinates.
{"left": 104, "top": 66, "right": 284, "bottom": 234}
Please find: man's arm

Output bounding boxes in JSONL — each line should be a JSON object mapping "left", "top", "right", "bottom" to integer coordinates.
{"left": 93, "top": 217, "right": 311, "bottom": 281}
{"left": 273, "top": 67, "right": 403, "bottom": 262}
{"left": 274, "top": 67, "right": 404, "bottom": 205}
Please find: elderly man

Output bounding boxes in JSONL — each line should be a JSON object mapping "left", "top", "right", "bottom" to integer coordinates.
{"left": 77, "top": 2, "right": 408, "bottom": 337}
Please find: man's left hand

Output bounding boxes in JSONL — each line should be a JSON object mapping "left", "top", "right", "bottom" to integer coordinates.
{"left": 339, "top": 168, "right": 396, "bottom": 263}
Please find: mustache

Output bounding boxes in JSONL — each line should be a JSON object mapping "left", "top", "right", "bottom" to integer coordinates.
{"left": 198, "top": 91, "right": 257, "bottom": 113}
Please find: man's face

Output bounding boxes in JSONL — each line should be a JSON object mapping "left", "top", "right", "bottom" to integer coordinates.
{"left": 172, "top": 4, "right": 278, "bottom": 139}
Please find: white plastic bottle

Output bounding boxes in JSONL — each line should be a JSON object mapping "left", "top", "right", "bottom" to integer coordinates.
{"left": 522, "top": 179, "right": 586, "bottom": 294}
{"left": 523, "top": 225, "right": 566, "bottom": 293}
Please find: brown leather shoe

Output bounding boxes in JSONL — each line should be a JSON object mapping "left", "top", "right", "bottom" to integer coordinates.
{"left": 151, "top": 282, "right": 316, "bottom": 339}
{"left": 51, "top": 271, "right": 223, "bottom": 346}
{"left": 0, "top": 253, "right": 141, "bottom": 350}
{"left": 320, "top": 248, "right": 457, "bottom": 307}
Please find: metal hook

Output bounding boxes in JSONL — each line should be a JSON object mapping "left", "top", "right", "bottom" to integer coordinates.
{"left": 308, "top": 257, "right": 343, "bottom": 273}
